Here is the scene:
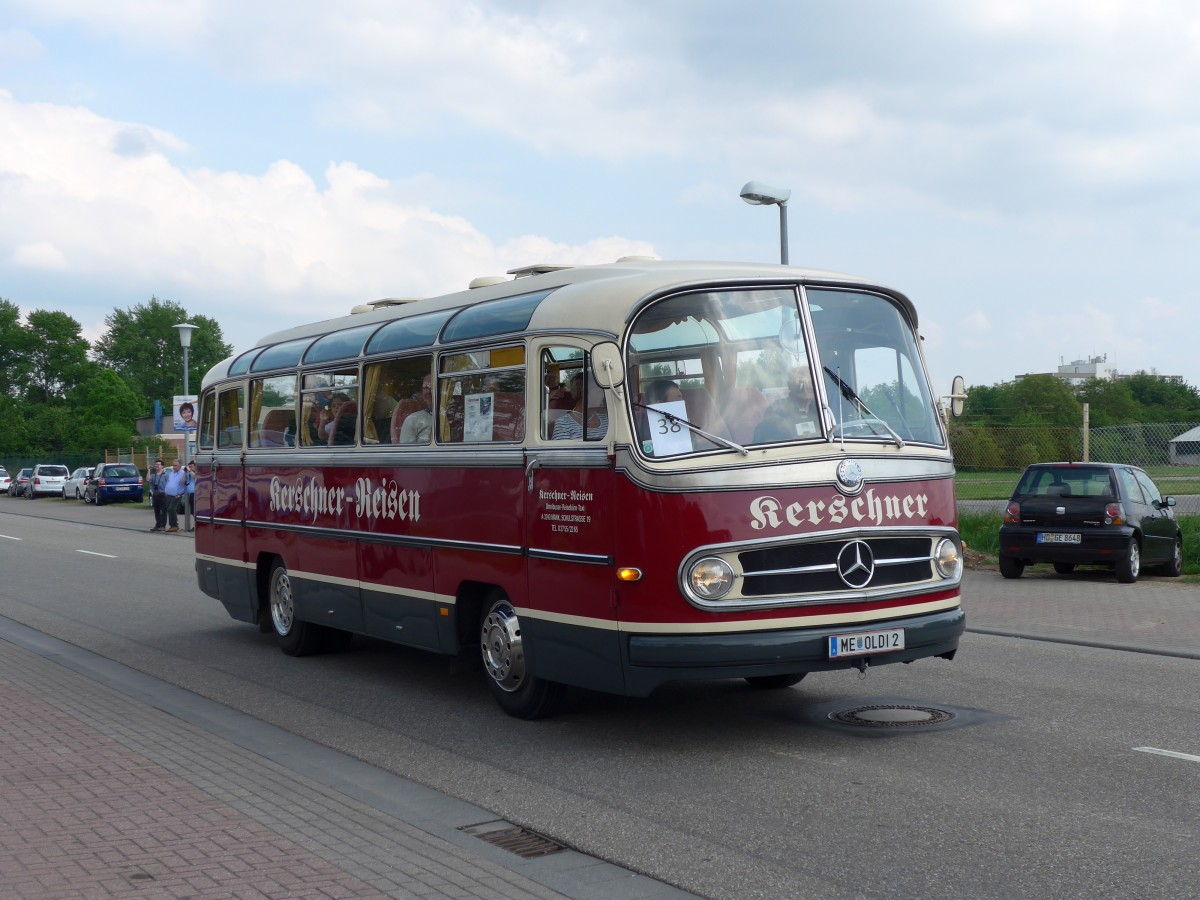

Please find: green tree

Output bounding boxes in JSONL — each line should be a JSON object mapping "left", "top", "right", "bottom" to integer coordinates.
{"left": 998, "top": 375, "right": 1081, "bottom": 427}
{"left": 0, "top": 298, "right": 35, "bottom": 399}
{"left": 1123, "top": 371, "right": 1200, "bottom": 422}
{"left": 92, "top": 296, "right": 231, "bottom": 414}
{"left": 1077, "top": 378, "right": 1139, "bottom": 426}
{"left": 67, "top": 367, "right": 146, "bottom": 451}
{"left": 23, "top": 309, "right": 90, "bottom": 404}
{"left": 0, "top": 394, "right": 31, "bottom": 454}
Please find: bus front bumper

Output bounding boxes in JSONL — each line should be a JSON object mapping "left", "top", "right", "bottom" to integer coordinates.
{"left": 620, "top": 607, "right": 964, "bottom": 697}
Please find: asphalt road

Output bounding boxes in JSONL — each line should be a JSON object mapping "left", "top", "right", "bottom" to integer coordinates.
{"left": 2, "top": 498, "right": 1198, "bottom": 899}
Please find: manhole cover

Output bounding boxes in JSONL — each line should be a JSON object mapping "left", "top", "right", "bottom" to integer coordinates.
{"left": 828, "top": 704, "right": 956, "bottom": 728}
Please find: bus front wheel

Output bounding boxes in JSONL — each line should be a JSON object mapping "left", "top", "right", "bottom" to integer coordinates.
{"left": 479, "top": 592, "right": 564, "bottom": 719}
{"left": 268, "top": 560, "right": 323, "bottom": 656}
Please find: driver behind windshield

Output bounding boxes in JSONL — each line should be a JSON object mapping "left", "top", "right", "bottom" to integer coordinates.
{"left": 753, "top": 366, "right": 819, "bottom": 442}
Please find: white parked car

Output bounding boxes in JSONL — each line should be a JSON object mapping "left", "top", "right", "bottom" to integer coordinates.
{"left": 63, "top": 466, "right": 94, "bottom": 500}
{"left": 0, "top": 467, "right": 10, "bottom": 495}
{"left": 27, "top": 464, "right": 70, "bottom": 498}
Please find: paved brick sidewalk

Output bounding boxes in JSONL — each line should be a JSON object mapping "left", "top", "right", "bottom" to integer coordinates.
{"left": 0, "top": 635, "right": 687, "bottom": 900}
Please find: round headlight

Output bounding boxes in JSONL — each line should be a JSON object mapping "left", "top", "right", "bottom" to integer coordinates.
{"left": 688, "top": 557, "right": 735, "bottom": 600}
{"left": 934, "top": 537, "right": 962, "bottom": 579}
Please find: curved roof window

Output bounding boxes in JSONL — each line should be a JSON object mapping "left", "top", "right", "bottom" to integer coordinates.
{"left": 439, "top": 288, "right": 558, "bottom": 344}
{"left": 302, "top": 324, "right": 377, "bottom": 365}
{"left": 249, "top": 338, "right": 314, "bottom": 373}
{"left": 366, "top": 309, "right": 455, "bottom": 356}
{"left": 227, "top": 347, "right": 262, "bottom": 377}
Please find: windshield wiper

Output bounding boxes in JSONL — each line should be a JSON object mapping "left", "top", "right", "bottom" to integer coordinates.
{"left": 823, "top": 367, "right": 905, "bottom": 449}
{"left": 632, "top": 402, "right": 749, "bottom": 456}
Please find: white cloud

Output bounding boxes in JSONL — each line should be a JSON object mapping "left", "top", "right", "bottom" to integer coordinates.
{"left": 11, "top": 241, "right": 67, "bottom": 269}
{"left": 0, "top": 89, "right": 654, "bottom": 348}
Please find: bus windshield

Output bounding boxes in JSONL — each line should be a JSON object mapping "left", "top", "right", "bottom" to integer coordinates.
{"left": 626, "top": 286, "right": 942, "bottom": 456}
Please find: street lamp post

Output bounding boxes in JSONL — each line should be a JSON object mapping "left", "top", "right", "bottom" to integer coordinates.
{"left": 174, "top": 322, "right": 198, "bottom": 532}
{"left": 739, "top": 180, "right": 791, "bottom": 265}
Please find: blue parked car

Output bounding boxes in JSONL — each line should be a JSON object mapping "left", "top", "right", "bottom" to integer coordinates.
{"left": 84, "top": 462, "right": 145, "bottom": 505}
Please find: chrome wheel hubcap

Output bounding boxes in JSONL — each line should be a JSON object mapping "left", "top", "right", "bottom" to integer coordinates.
{"left": 481, "top": 602, "right": 525, "bottom": 692}
{"left": 270, "top": 569, "right": 294, "bottom": 635}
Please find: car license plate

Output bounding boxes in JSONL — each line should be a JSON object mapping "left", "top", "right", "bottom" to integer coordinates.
{"left": 828, "top": 628, "right": 905, "bottom": 658}
{"left": 1037, "top": 532, "right": 1081, "bottom": 544}
{"left": 117, "top": 486, "right": 133, "bottom": 491}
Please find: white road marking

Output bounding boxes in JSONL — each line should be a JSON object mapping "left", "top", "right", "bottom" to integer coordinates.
{"left": 76, "top": 550, "right": 118, "bottom": 559}
{"left": 0, "top": 534, "right": 21, "bottom": 541}
{"left": 1134, "top": 747, "right": 1200, "bottom": 764}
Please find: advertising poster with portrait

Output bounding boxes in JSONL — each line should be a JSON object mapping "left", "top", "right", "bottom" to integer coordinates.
{"left": 174, "top": 395, "right": 198, "bottom": 432}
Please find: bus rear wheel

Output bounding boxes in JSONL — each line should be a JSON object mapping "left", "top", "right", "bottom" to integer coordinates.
{"left": 268, "top": 560, "right": 323, "bottom": 656}
{"left": 479, "top": 591, "right": 564, "bottom": 719}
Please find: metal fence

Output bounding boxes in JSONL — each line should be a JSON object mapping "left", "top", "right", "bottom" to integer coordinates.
{"left": 951, "top": 420, "right": 1200, "bottom": 510}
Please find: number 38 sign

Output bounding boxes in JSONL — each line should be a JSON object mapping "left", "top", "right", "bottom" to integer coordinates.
{"left": 647, "top": 400, "right": 692, "bottom": 456}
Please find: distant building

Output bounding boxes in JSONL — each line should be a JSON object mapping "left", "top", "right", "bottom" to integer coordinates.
{"left": 1054, "top": 355, "right": 1117, "bottom": 385}
{"left": 1168, "top": 425, "right": 1200, "bottom": 466}
{"left": 1016, "top": 355, "right": 1182, "bottom": 386}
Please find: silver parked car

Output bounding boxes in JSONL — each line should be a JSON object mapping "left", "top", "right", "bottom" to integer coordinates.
{"left": 64, "top": 466, "right": 94, "bottom": 500}
{"left": 27, "top": 464, "right": 69, "bottom": 498}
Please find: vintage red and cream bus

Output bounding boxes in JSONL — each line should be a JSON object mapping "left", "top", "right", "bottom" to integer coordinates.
{"left": 194, "top": 258, "right": 965, "bottom": 718}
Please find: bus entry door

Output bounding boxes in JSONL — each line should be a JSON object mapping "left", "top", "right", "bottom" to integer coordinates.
{"left": 523, "top": 449, "right": 623, "bottom": 694}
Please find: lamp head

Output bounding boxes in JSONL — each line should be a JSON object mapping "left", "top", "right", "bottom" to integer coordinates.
{"left": 739, "top": 180, "right": 791, "bottom": 206}
{"left": 174, "top": 322, "right": 198, "bottom": 349}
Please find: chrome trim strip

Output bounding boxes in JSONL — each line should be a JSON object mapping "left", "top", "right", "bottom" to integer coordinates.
{"left": 527, "top": 548, "right": 612, "bottom": 565}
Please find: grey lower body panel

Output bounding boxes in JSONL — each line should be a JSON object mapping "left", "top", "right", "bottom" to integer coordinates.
{"left": 620, "top": 607, "right": 965, "bottom": 696}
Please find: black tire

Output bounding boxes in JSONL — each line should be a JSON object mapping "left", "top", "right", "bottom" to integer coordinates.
{"left": 1159, "top": 536, "right": 1183, "bottom": 578}
{"left": 479, "top": 591, "right": 564, "bottom": 719}
{"left": 1052, "top": 562, "right": 1076, "bottom": 575}
{"left": 999, "top": 555, "right": 1024, "bottom": 579}
{"left": 267, "top": 560, "right": 324, "bottom": 656}
{"left": 95, "top": 491, "right": 106, "bottom": 506}
{"left": 745, "top": 673, "right": 806, "bottom": 689}
{"left": 1115, "top": 539, "right": 1140, "bottom": 584}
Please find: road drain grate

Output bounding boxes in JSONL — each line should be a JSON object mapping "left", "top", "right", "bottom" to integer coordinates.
{"left": 461, "top": 821, "right": 565, "bottom": 858}
{"left": 828, "top": 704, "right": 956, "bottom": 728}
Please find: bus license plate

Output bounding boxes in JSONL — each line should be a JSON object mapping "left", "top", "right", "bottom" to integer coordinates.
{"left": 1037, "top": 532, "right": 1080, "bottom": 544}
{"left": 828, "top": 628, "right": 905, "bottom": 658}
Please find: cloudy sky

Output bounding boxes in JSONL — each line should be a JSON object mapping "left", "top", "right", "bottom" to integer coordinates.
{"left": 3, "top": 0, "right": 1200, "bottom": 396}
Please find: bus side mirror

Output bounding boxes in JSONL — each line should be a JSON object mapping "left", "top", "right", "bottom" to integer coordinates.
{"left": 947, "top": 375, "right": 967, "bottom": 418}
{"left": 590, "top": 341, "right": 625, "bottom": 389}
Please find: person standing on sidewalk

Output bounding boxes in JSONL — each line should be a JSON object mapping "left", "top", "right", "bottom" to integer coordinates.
{"left": 148, "top": 460, "right": 168, "bottom": 532}
{"left": 162, "top": 459, "right": 188, "bottom": 533}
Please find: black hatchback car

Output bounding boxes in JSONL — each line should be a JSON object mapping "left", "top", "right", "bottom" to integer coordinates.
{"left": 998, "top": 462, "right": 1182, "bottom": 583}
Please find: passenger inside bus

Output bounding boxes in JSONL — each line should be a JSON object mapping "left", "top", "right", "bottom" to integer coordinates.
{"left": 393, "top": 375, "right": 434, "bottom": 443}
{"left": 552, "top": 372, "right": 607, "bottom": 440}
{"left": 328, "top": 399, "right": 358, "bottom": 446}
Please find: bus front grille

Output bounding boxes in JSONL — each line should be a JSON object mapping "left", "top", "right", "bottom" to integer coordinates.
{"left": 738, "top": 536, "right": 934, "bottom": 597}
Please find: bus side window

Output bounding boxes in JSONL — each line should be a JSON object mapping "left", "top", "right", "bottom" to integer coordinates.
{"left": 540, "top": 346, "right": 585, "bottom": 440}
{"left": 216, "top": 387, "right": 244, "bottom": 448}
{"left": 365, "top": 355, "right": 433, "bottom": 445}
{"left": 198, "top": 390, "right": 217, "bottom": 451}
{"left": 299, "top": 369, "right": 359, "bottom": 447}
{"left": 438, "top": 347, "right": 525, "bottom": 443}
